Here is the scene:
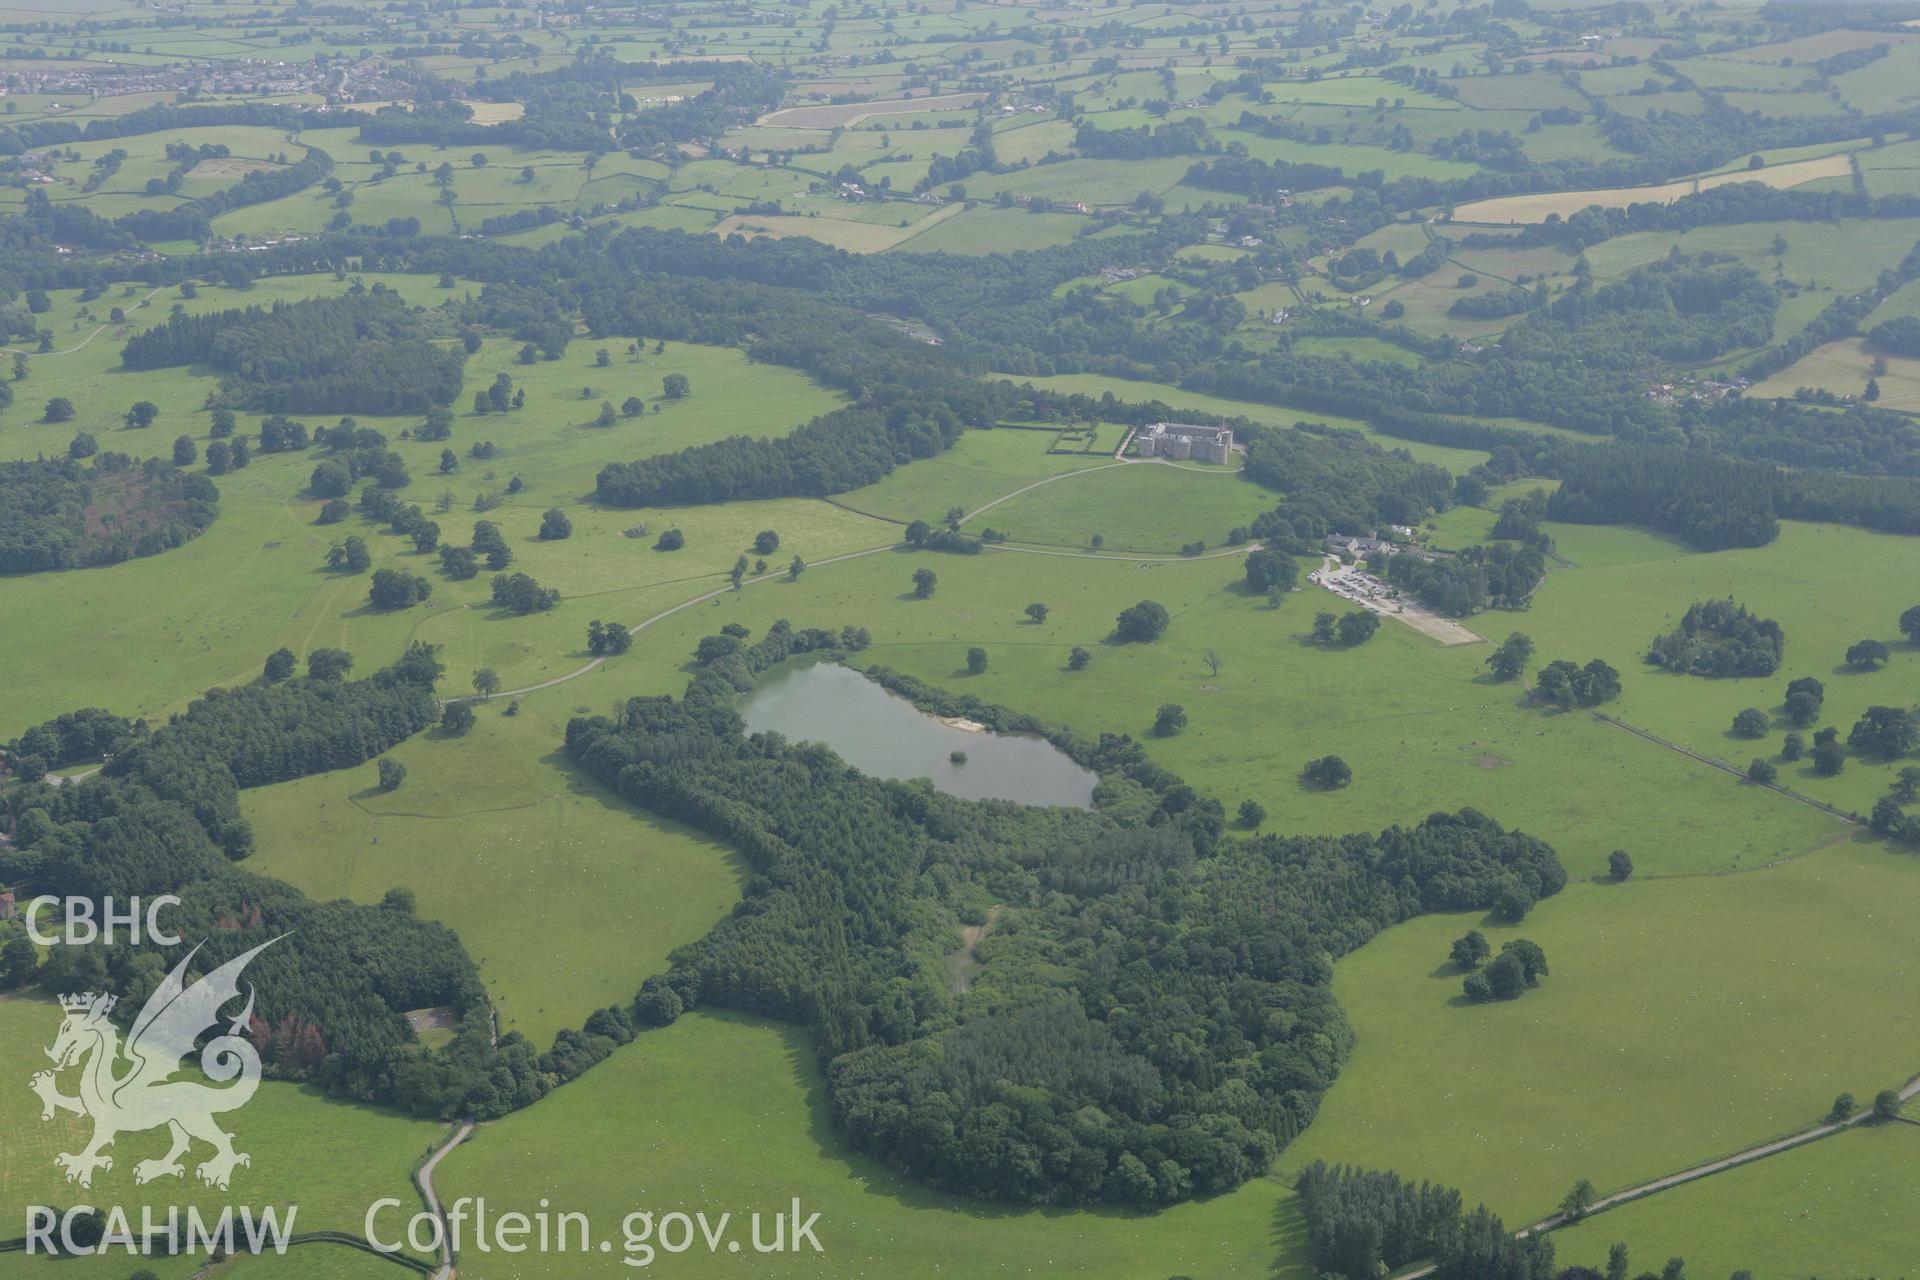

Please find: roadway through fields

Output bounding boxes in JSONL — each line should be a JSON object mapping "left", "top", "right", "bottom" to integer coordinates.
{"left": 1389, "top": 1070, "right": 1920, "bottom": 1279}
{"left": 470, "top": 467, "right": 1271, "bottom": 704}
{"left": 36, "top": 461, "right": 1920, "bottom": 1278}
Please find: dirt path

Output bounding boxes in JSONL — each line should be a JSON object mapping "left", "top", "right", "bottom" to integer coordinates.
{"left": 1591, "top": 713, "right": 1865, "bottom": 829}
{"left": 475, "top": 510, "right": 1260, "bottom": 703}
{"left": 959, "top": 454, "right": 1243, "bottom": 525}
{"left": 959, "top": 460, "right": 1128, "bottom": 524}
{"left": 417, "top": 1120, "right": 474, "bottom": 1280}
{"left": 3, "top": 285, "right": 168, "bottom": 358}
{"left": 1390, "top": 1072, "right": 1920, "bottom": 1278}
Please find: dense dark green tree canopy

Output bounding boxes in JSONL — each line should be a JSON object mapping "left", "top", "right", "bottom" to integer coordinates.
{"left": 121, "top": 291, "right": 464, "bottom": 414}
{"left": 0, "top": 457, "right": 219, "bottom": 574}
{"left": 563, "top": 629, "right": 1563, "bottom": 1206}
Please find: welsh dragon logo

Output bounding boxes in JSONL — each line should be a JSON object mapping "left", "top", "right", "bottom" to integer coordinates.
{"left": 29, "top": 938, "right": 281, "bottom": 1190}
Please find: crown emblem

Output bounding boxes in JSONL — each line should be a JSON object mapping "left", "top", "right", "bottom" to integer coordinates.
{"left": 59, "top": 992, "right": 114, "bottom": 1015}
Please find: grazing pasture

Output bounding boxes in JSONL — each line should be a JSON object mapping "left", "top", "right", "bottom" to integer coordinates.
{"left": 244, "top": 692, "right": 749, "bottom": 1045}
{"left": 0, "top": 1001, "right": 441, "bottom": 1250}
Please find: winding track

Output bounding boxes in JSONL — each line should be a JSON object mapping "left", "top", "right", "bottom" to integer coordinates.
{"left": 32, "top": 454, "right": 1919, "bottom": 1267}
{"left": 417, "top": 1120, "right": 474, "bottom": 1280}
{"left": 2, "top": 285, "right": 169, "bottom": 358}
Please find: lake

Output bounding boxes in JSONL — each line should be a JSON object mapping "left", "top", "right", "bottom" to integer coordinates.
{"left": 739, "top": 661, "right": 1098, "bottom": 809}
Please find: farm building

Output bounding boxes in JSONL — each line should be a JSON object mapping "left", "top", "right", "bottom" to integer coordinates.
{"left": 1135, "top": 422, "right": 1233, "bottom": 463}
{"left": 1327, "top": 533, "right": 1391, "bottom": 559}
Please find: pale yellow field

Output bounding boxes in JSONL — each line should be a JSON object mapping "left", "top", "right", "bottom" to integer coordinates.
{"left": 757, "top": 91, "right": 986, "bottom": 128}
{"left": 711, "top": 201, "right": 962, "bottom": 252}
{"left": 461, "top": 99, "right": 526, "bottom": 124}
{"left": 1452, "top": 153, "right": 1855, "bottom": 224}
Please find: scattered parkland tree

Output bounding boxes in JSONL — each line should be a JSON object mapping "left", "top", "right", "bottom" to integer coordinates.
{"left": 307, "top": 648, "right": 353, "bottom": 680}
{"left": 439, "top": 545, "right": 479, "bottom": 580}
{"left": 788, "top": 555, "right": 805, "bottom": 581}
{"left": 1849, "top": 705, "right": 1917, "bottom": 758}
{"left": 662, "top": 373, "right": 690, "bottom": 399}
{"left": 655, "top": 527, "right": 684, "bottom": 551}
{"left": 1731, "top": 707, "right": 1768, "bottom": 738}
{"left": 1024, "top": 602, "right": 1049, "bottom": 624}
{"left": 1873, "top": 1089, "right": 1903, "bottom": 1121}
{"left": 491, "top": 572, "right": 560, "bottom": 615}
{"left": 1534, "top": 657, "right": 1622, "bottom": 709}
{"left": 1829, "top": 1092, "right": 1856, "bottom": 1122}
{"left": 1812, "top": 730, "right": 1846, "bottom": 776}
{"left": 1900, "top": 604, "right": 1920, "bottom": 646}
{"left": 587, "top": 620, "right": 633, "bottom": 657}
{"left": 1749, "top": 757, "right": 1777, "bottom": 784}
{"left": 539, "top": 508, "right": 573, "bottom": 540}
{"left": 1449, "top": 930, "right": 1490, "bottom": 970}
{"left": 368, "top": 568, "right": 432, "bottom": 610}
{"left": 310, "top": 461, "right": 352, "bottom": 498}
{"left": 263, "top": 648, "right": 297, "bottom": 682}
{"left": 124, "top": 400, "right": 158, "bottom": 429}
{"left": 1782, "top": 730, "right": 1806, "bottom": 760}
{"left": 1303, "top": 755, "right": 1352, "bottom": 789}
{"left": 1335, "top": 611, "right": 1380, "bottom": 647}
{"left": 327, "top": 535, "right": 371, "bottom": 574}
{"left": 172, "top": 435, "right": 197, "bottom": 467}
{"left": 1485, "top": 632, "right": 1534, "bottom": 681}
{"left": 1467, "top": 941, "right": 1548, "bottom": 1002}
{"left": 1502, "top": 938, "right": 1548, "bottom": 984}
{"left": 1311, "top": 611, "right": 1337, "bottom": 645}
{"left": 912, "top": 568, "right": 938, "bottom": 598}
{"left": 1871, "top": 796, "right": 1907, "bottom": 835}
{"left": 472, "top": 668, "right": 502, "bottom": 700}
{"left": 1238, "top": 799, "right": 1265, "bottom": 828}
{"left": 376, "top": 757, "right": 407, "bottom": 792}
{"left": 1785, "top": 675, "right": 1825, "bottom": 727}
{"left": 1560, "top": 1179, "right": 1596, "bottom": 1221}
{"left": 1608, "top": 849, "right": 1634, "bottom": 881}
{"left": 1112, "top": 599, "right": 1170, "bottom": 642}
{"left": 43, "top": 397, "right": 72, "bottom": 423}
{"left": 1067, "top": 646, "right": 1090, "bottom": 671}
{"left": 1243, "top": 548, "right": 1296, "bottom": 594}
{"left": 440, "top": 701, "right": 476, "bottom": 735}
{"left": 1153, "top": 703, "right": 1188, "bottom": 737}
{"left": 68, "top": 432, "right": 97, "bottom": 459}
{"left": 754, "top": 530, "right": 780, "bottom": 555}
{"left": 1845, "top": 638, "right": 1890, "bottom": 670}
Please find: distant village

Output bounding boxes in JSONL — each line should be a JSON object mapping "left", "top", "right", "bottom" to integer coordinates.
{"left": 0, "top": 55, "right": 412, "bottom": 112}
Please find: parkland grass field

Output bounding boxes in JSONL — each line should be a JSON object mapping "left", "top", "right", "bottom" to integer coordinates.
{"left": 3, "top": 0, "right": 1920, "bottom": 1277}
